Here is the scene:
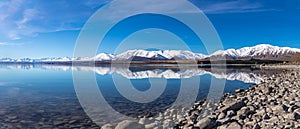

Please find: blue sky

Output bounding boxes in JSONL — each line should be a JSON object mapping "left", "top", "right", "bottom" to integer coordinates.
{"left": 0, "top": 0, "right": 300, "bottom": 58}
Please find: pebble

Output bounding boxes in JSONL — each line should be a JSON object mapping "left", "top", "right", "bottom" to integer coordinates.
{"left": 175, "top": 70, "right": 300, "bottom": 128}
{"left": 101, "top": 124, "right": 113, "bottom": 129}
{"left": 115, "top": 120, "right": 144, "bottom": 129}
{"left": 194, "top": 117, "right": 211, "bottom": 128}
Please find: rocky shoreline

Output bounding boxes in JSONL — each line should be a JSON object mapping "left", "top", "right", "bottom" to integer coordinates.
{"left": 101, "top": 69, "right": 300, "bottom": 129}
{"left": 175, "top": 70, "right": 300, "bottom": 129}
{"left": 260, "top": 64, "right": 300, "bottom": 70}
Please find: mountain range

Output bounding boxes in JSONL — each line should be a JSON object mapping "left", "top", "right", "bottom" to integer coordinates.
{"left": 1, "top": 44, "right": 300, "bottom": 63}
{"left": 209, "top": 44, "right": 300, "bottom": 61}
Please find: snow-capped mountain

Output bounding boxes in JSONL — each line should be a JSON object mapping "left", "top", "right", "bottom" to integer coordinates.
{"left": 112, "top": 44, "right": 300, "bottom": 61}
{"left": 38, "top": 57, "right": 72, "bottom": 62}
{"left": 210, "top": 44, "right": 300, "bottom": 61}
{"left": 93, "top": 53, "right": 115, "bottom": 61}
{"left": 114, "top": 50, "right": 207, "bottom": 61}
{"left": 0, "top": 58, "right": 34, "bottom": 63}
{"left": 0, "top": 58, "right": 16, "bottom": 62}
{"left": 161, "top": 50, "right": 207, "bottom": 60}
{"left": 1, "top": 44, "right": 300, "bottom": 63}
{"left": 16, "top": 58, "right": 34, "bottom": 63}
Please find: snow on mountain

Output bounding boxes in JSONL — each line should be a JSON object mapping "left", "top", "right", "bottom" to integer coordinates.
{"left": 38, "top": 57, "right": 72, "bottom": 62}
{"left": 0, "top": 58, "right": 34, "bottom": 63}
{"left": 0, "top": 58, "right": 16, "bottom": 62}
{"left": 210, "top": 44, "right": 300, "bottom": 60}
{"left": 162, "top": 50, "right": 207, "bottom": 60}
{"left": 1, "top": 44, "right": 300, "bottom": 63}
{"left": 114, "top": 49, "right": 207, "bottom": 61}
{"left": 16, "top": 58, "right": 34, "bottom": 63}
{"left": 91, "top": 44, "right": 300, "bottom": 61}
{"left": 93, "top": 53, "right": 115, "bottom": 61}
{"left": 114, "top": 50, "right": 166, "bottom": 61}
{"left": 71, "top": 57, "right": 91, "bottom": 61}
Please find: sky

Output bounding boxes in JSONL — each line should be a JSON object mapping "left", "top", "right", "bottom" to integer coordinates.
{"left": 0, "top": 0, "right": 300, "bottom": 58}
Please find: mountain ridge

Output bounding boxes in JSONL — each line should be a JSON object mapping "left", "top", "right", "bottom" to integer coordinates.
{"left": 1, "top": 44, "right": 300, "bottom": 62}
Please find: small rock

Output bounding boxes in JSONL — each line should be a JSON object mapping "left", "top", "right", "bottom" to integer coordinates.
{"left": 286, "top": 112, "right": 300, "bottom": 120}
{"left": 68, "top": 120, "right": 78, "bottom": 124}
{"left": 227, "top": 121, "right": 242, "bottom": 129}
{"left": 138, "top": 118, "right": 151, "bottom": 125}
{"left": 227, "top": 110, "right": 236, "bottom": 118}
{"left": 235, "top": 89, "right": 245, "bottom": 94}
{"left": 194, "top": 118, "right": 213, "bottom": 129}
{"left": 101, "top": 124, "right": 113, "bottom": 129}
{"left": 263, "top": 114, "right": 270, "bottom": 120}
{"left": 217, "top": 112, "right": 226, "bottom": 120}
{"left": 253, "top": 124, "right": 260, "bottom": 129}
{"left": 115, "top": 120, "right": 144, "bottom": 129}
{"left": 163, "top": 119, "right": 173, "bottom": 128}
{"left": 145, "top": 121, "right": 161, "bottom": 129}
{"left": 53, "top": 121, "right": 65, "bottom": 126}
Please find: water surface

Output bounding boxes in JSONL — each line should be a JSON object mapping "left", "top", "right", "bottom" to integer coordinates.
{"left": 0, "top": 64, "right": 261, "bottom": 128}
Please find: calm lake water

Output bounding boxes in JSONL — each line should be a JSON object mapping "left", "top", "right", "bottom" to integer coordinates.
{"left": 0, "top": 64, "right": 260, "bottom": 128}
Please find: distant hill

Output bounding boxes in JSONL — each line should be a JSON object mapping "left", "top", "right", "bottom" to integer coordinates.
{"left": 209, "top": 44, "right": 300, "bottom": 61}
{"left": 1, "top": 44, "right": 300, "bottom": 63}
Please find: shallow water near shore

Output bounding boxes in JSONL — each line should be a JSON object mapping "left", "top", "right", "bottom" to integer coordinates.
{"left": 0, "top": 64, "right": 271, "bottom": 128}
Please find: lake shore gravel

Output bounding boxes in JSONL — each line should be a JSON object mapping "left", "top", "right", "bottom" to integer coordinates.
{"left": 104, "top": 68, "right": 300, "bottom": 129}
{"left": 175, "top": 69, "right": 300, "bottom": 129}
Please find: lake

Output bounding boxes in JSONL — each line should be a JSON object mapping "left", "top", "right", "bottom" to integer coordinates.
{"left": 0, "top": 64, "right": 264, "bottom": 128}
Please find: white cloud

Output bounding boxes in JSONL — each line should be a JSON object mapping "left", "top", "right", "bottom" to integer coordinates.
{"left": 17, "top": 9, "right": 39, "bottom": 29}
{"left": 0, "top": 0, "right": 25, "bottom": 39}
{"left": 200, "top": 0, "right": 275, "bottom": 14}
{"left": 0, "top": 0, "right": 277, "bottom": 40}
{"left": 0, "top": 0, "right": 44, "bottom": 39}
{"left": 95, "top": 0, "right": 202, "bottom": 22}
{"left": 0, "top": 41, "right": 24, "bottom": 46}
{"left": 92, "top": 0, "right": 276, "bottom": 22}
{"left": 0, "top": 0, "right": 99, "bottom": 40}
{"left": 0, "top": 42, "right": 7, "bottom": 45}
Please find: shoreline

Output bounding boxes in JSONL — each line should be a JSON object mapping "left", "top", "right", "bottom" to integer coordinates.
{"left": 105, "top": 65, "right": 300, "bottom": 129}
{"left": 175, "top": 69, "right": 300, "bottom": 129}
{"left": 260, "top": 64, "right": 300, "bottom": 69}
{"left": 2, "top": 62, "right": 300, "bottom": 70}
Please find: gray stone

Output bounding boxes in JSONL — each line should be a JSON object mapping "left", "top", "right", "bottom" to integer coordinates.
{"left": 163, "top": 119, "right": 173, "bottom": 128}
{"left": 68, "top": 120, "right": 78, "bottom": 124}
{"left": 221, "top": 100, "right": 245, "bottom": 112}
{"left": 138, "top": 118, "right": 151, "bottom": 125}
{"left": 145, "top": 122, "right": 161, "bottom": 129}
{"left": 174, "top": 71, "right": 300, "bottom": 129}
{"left": 263, "top": 114, "right": 270, "bottom": 120}
{"left": 252, "top": 123, "right": 260, "bottom": 129}
{"left": 235, "top": 89, "right": 245, "bottom": 94}
{"left": 286, "top": 112, "right": 300, "bottom": 120}
{"left": 115, "top": 120, "right": 144, "bottom": 129}
{"left": 7, "top": 116, "right": 17, "bottom": 120}
{"left": 227, "top": 122, "right": 242, "bottom": 129}
{"left": 101, "top": 124, "right": 113, "bottom": 129}
{"left": 195, "top": 117, "right": 214, "bottom": 129}
{"left": 271, "top": 105, "right": 284, "bottom": 114}
{"left": 226, "top": 110, "right": 236, "bottom": 118}
{"left": 53, "top": 121, "right": 65, "bottom": 126}
{"left": 217, "top": 112, "right": 226, "bottom": 120}
{"left": 217, "top": 125, "right": 227, "bottom": 129}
